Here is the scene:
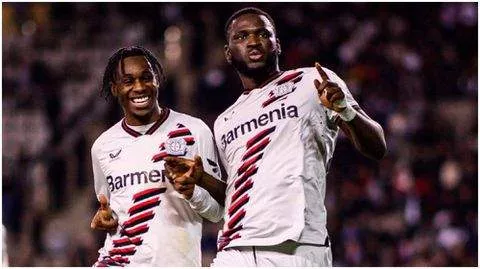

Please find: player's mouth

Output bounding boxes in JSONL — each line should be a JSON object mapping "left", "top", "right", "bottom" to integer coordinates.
{"left": 130, "top": 95, "right": 151, "bottom": 108}
{"left": 247, "top": 49, "right": 264, "bottom": 61}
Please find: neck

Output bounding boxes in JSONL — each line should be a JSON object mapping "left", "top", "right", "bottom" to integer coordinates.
{"left": 124, "top": 104, "right": 162, "bottom": 126}
{"left": 238, "top": 65, "right": 281, "bottom": 90}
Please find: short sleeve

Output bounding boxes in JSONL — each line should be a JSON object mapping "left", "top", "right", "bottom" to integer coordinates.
{"left": 91, "top": 141, "right": 110, "bottom": 200}
{"left": 194, "top": 121, "right": 223, "bottom": 182}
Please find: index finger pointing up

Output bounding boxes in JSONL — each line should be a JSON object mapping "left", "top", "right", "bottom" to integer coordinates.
{"left": 315, "top": 62, "right": 330, "bottom": 81}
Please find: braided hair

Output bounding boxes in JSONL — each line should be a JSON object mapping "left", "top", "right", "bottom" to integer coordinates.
{"left": 100, "top": 46, "right": 166, "bottom": 100}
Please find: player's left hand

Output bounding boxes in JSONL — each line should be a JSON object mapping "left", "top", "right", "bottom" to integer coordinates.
{"left": 90, "top": 194, "right": 118, "bottom": 232}
{"left": 164, "top": 155, "right": 204, "bottom": 200}
{"left": 313, "top": 62, "right": 347, "bottom": 113}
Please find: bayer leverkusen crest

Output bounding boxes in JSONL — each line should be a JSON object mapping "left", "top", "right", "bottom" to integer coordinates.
{"left": 262, "top": 82, "right": 296, "bottom": 107}
{"left": 165, "top": 137, "right": 188, "bottom": 156}
{"left": 273, "top": 82, "right": 295, "bottom": 97}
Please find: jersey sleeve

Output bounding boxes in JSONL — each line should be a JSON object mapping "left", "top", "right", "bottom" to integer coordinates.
{"left": 186, "top": 120, "right": 224, "bottom": 222}
{"left": 213, "top": 118, "right": 228, "bottom": 173}
{"left": 195, "top": 121, "right": 223, "bottom": 182}
{"left": 91, "top": 141, "right": 109, "bottom": 201}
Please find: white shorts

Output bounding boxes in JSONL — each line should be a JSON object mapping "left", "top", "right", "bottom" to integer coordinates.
{"left": 211, "top": 240, "right": 332, "bottom": 267}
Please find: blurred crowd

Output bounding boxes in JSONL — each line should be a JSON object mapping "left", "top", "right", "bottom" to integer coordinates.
{"left": 2, "top": 2, "right": 477, "bottom": 266}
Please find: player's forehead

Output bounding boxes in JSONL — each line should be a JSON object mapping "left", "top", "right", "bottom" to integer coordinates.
{"left": 117, "top": 55, "right": 152, "bottom": 76}
{"left": 230, "top": 13, "right": 274, "bottom": 33}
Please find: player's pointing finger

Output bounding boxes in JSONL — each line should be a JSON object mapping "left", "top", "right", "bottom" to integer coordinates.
{"left": 315, "top": 62, "right": 330, "bottom": 81}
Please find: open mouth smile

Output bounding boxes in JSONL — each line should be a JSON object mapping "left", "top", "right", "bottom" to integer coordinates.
{"left": 130, "top": 95, "right": 150, "bottom": 105}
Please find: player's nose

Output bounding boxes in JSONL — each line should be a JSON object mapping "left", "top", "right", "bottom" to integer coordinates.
{"left": 132, "top": 79, "right": 146, "bottom": 91}
{"left": 246, "top": 34, "right": 261, "bottom": 47}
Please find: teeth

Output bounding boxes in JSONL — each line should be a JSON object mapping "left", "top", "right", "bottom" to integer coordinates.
{"left": 132, "top": 96, "right": 149, "bottom": 103}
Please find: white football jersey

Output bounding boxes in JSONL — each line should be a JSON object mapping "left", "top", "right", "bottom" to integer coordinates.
{"left": 213, "top": 67, "right": 358, "bottom": 249}
{"left": 91, "top": 108, "right": 223, "bottom": 266}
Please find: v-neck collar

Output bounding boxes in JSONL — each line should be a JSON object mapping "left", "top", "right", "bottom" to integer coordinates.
{"left": 121, "top": 108, "right": 170, "bottom": 137}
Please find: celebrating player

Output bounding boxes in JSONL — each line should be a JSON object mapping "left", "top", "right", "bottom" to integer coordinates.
{"left": 165, "top": 7, "right": 386, "bottom": 267}
{"left": 89, "top": 46, "right": 225, "bottom": 266}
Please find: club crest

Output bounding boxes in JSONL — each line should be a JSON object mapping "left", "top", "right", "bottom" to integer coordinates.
{"left": 272, "top": 82, "right": 295, "bottom": 97}
{"left": 165, "top": 137, "right": 188, "bottom": 156}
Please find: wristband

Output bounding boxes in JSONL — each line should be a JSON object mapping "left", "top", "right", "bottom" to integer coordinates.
{"left": 336, "top": 103, "right": 357, "bottom": 122}
{"left": 187, "top": 185, "right": 206, "bottom": 204}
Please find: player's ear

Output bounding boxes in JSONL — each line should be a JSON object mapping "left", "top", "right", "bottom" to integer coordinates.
{"left": 276, "top": 38, "right": 282, "bottom": 55}
{"left": 110, "top": 82, "right": 118, "bottom": 97}
{"left": 224, "top": 45, "right": 232, "bottom": 64}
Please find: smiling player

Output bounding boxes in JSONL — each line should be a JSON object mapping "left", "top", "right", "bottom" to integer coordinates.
{"left": 89, "top": 46, "right": 225, "bottom": 266}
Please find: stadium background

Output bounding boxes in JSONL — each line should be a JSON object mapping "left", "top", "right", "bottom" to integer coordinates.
{"left": 2, "top": 2, "right": 477, "bottom": 266}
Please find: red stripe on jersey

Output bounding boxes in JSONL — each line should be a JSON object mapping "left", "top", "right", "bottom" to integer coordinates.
{"left": 183, "top": 136, "right": 195, "bottom": 145}
{"left": 228, "top": 209, "right": 246, "bottom": 229}
{"left": 292, "top": 76, "right": 302, "bottom": 84}
{"left": 242, "top": 137, "right": 270, "bottom": 161}
{"left": 121, "top": 224, "right": 149, "bottom": 237}
{"left": 108, "top": 246, "right": 136, "bottom": 256}
{"left": 232, "top": 179, "right": 254, "bottom": 202}
{"left": 262, "top": 94, "right": 291, "bottom": 108}
{"left": 276, "top": 71, "right": 303, "bottom": 86}
{"left": 95, "top": 257, "right": 127, "bottom": 267}
{"left": 123, "top": 210, "right": 154, "bottom": 229}
{"left": 113, "top": 237, "right": 143, "bottom": 247}
{"left": 132, "top": 187, "right": 166, "bottom": 203}
{"left": 246, "top": 127, "right": 276, "bottom": 149}
{"left": 168, "top": 128, "right": 191, "bottom": 138}
{"left": 129, "top": 237, "right": 142, "bottom": 245}
{"left": 151, "top": 151, "right": 168, "bottom": 162}
{"left": 262, "top": 95, "right": 282, "bottom": 108}
{"left": 228, "top": 194, "right": 249, "bottom": 217}
{"left": 222, "top": 225, "right": 243, "bottom": 239}
{"left": 218, "top": 233, "right": 241, "bottom": 251}
{"left": 128, "top": 197, "right": 160, "bottom": 216}
{"left": 234, "top": 166, "right": 257, "bottom": 189}
{"left": 237, "top": 154, "right": 263, "bottom": 176}
{"left": 112, "top": 257, "right": 130, "bottom": 264}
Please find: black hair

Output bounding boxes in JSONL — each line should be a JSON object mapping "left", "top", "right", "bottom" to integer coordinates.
{"left": 224, "top": 7, "right": 276, "bottom": 40}
{"left": 100, "top": 46, "right": 166, "bottom": 100}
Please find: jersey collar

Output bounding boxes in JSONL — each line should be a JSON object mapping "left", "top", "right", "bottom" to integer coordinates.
{"left": 121, "top": 108, "right": 170, "bottom": 137}
{"left": 242, "top": 71, "right": 285, "bottom": 95}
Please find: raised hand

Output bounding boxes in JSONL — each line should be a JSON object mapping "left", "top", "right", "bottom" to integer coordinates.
{"left": 164, "top": 155, "right": 204, "bottom": 200}
{"left": 313, "top": 62, "right": 347, "bottom": 112}
{"left": 90, "top": 194, "right": 118, "bottom": 232}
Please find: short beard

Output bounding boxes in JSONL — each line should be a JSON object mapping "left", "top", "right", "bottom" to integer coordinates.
{"left": 231, "top": 52, "right": 278, "bottom": 79}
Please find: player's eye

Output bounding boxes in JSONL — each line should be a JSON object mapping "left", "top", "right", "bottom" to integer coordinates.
{"left": 258, "top": 30, "right": 271, "bottom": 39}
{"left": 233, "top": 32, "right": 247, "bottom": 40}
{"left": 122, "top": 78, "right": 133, "bottom": 85}
{"left": 142, "top": 73, "right": 153, "bottom": 82}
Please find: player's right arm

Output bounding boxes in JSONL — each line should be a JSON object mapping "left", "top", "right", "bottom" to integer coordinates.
{"left": 314, "top": 63, "right": 387, "bottom": 160}
{"left": 90, "top": 142, "right": 119, "bottom": 232}
{"left": 164, "top": 155, "right": 226, "bottom": 206}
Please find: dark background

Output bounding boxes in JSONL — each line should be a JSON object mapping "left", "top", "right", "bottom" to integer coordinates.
{"left": 2, "top": 2, "right": 477, "bottom": 266}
